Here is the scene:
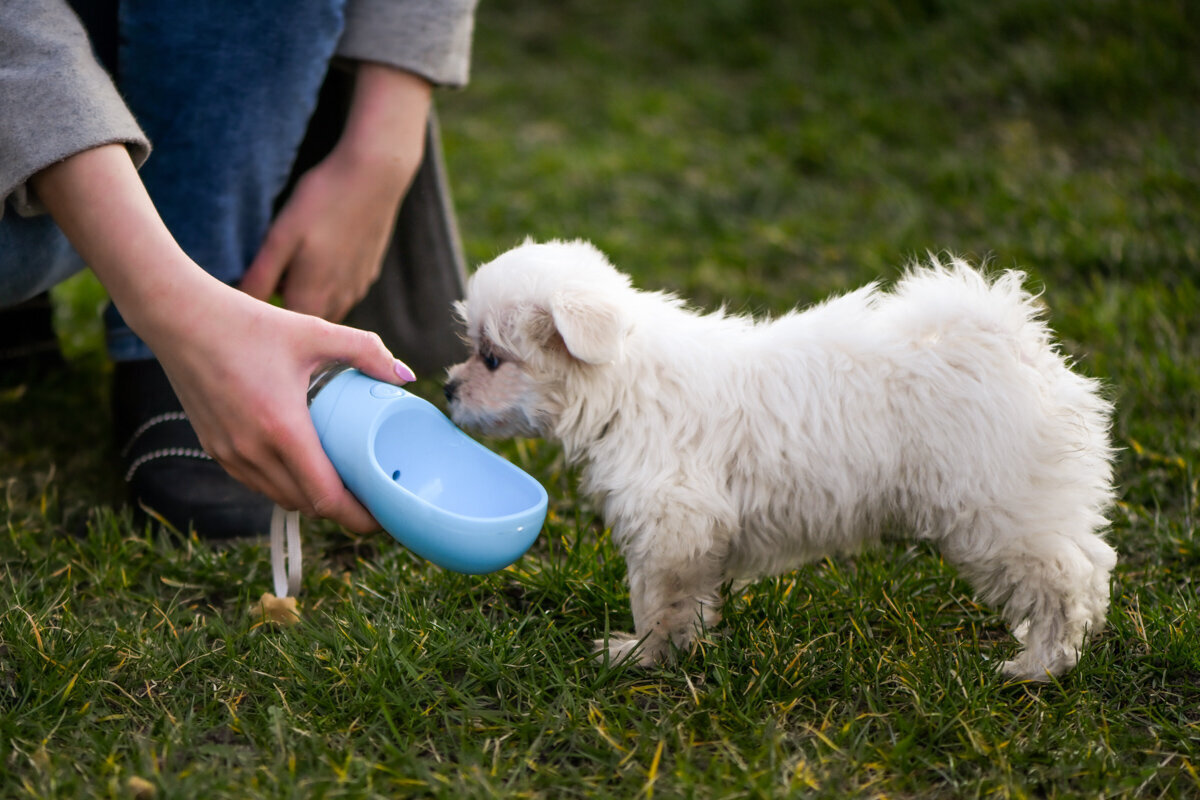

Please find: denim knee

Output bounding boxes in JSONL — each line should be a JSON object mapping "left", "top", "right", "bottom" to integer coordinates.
{"left": 116, "top": 0, "right": 347, "bottom": 284}
{"left": 102, "top": 0, "right": 348, "bottom": 360}
{"left": 0, "top": 213, "right": 84, "bottom": 307}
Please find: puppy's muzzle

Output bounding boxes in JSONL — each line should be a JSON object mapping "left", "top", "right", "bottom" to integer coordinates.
{"left": 444, "top": 378, "right": 461, "bottom": 404}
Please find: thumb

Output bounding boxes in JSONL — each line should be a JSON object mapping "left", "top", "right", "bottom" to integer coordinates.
{"left": 333, "top": 325, "right": 417, "bottom": 386}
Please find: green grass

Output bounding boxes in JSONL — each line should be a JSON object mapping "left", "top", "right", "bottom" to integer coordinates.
{"left": 3, "top": 0, "right": 1199, "bottom": 796}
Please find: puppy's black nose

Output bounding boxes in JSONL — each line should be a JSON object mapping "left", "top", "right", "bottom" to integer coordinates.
{"left": 444, "top": 378, "right": 460, "bottom": 404}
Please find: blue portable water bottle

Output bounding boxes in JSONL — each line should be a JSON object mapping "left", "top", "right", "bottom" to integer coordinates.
{"left": 307, "top": 365, "right": 548, "bottom": 574}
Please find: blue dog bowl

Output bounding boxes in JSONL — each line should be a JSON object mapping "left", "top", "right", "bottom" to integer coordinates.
{"left": 308, "top": 367, "right": 548, "bottom": 574}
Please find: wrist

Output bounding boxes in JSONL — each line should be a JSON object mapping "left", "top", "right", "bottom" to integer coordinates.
{"left": 335, "top": 62, "right": 432, "bottom": 175}
{"left": 116, "top": 256, "right": 228, "bottom": 349}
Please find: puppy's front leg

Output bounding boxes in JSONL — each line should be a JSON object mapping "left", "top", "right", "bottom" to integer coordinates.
{"left": 596, "top": 547, "right": 726, "bottom": 666}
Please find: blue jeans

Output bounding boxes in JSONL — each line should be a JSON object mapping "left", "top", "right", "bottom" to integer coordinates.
{"left": 0, "top": 0, "right": 346, "bottom": 360}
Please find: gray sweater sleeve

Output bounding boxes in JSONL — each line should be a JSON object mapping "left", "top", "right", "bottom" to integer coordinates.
{"left": 0, "top": 0, "right": 150, "bottom": 219}
{"left": 336, "top": 0, "right": 480, "bottom": 87}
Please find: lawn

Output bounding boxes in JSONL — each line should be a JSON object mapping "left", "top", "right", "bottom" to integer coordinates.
{"left": 3, "top": 1, "right": 1199, "bottom": 797}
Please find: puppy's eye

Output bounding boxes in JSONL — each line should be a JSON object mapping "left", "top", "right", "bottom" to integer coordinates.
{"left": 482, "top": 352, "right": 502, "bottom": 371}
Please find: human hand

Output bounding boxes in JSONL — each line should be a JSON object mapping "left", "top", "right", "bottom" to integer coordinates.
{"left": 148, "top": 280, "right": 416, "bottom": 532}
{"left": 32, "top": 143, "right": 415, "bottom": 532}
{"left": 239, "top": 140, "right": 415, "bottom": 321}
{"left": 241, "top": 64, "right": 432, "bottom": 321}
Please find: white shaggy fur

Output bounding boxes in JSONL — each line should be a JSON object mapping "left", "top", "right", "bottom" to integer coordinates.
{"left": 445, "top": 239, "right": 1116, "bottom": 680}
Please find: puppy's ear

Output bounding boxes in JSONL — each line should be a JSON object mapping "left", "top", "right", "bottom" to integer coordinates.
{"left": 547, "top": 288, "right": 631, "bottom": 365}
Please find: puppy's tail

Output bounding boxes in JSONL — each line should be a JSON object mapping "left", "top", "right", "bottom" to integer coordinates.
{"left": 885, "top": 255, "right": 1053, "bottom": 353}
{"left": 889, "top": 255, "right": 1115, "bottom": 517}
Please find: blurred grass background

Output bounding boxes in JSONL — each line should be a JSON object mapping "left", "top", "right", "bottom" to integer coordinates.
{"left": 3, "top": 1, "right": 1198, "bottom": 797}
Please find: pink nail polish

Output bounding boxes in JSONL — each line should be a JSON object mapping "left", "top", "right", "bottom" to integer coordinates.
{"left": 394, "top": 360, "right": 416, "bottom": 383}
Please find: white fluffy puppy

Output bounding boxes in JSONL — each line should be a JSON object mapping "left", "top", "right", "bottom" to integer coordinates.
{"left": 445, "top": 240, "right": 1115, "bottom": 680}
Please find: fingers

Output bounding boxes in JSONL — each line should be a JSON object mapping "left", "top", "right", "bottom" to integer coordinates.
{"left": 283, "top": 278, "right": 336, "bottom": 321}
{"left": 241, "top": 222, "right": 297, "bottom": 302}
{"left": 274, "top": 422, "right": 381, "bottom": 533}
{"left": 280, "top": 259, "right": 361, "bottom": 322}
{"left": 253, "top": 230, "right": 372, "bottom": 322}
{"left": 331, "top": 324, "right": 417, "bottom": 385}
{"left": 207, "top": 398, "right": 381, "bottom": 534}
{"left": 269, "top": 322, "right": 410, "bottom": 529}
{"left": 243, "top": 459, "right": 379, "bottom": 534}
{"left": 174, "top": 301, "right": 414, "bottom": 532}
{"left": 244, "top": 155, "right": 396, "bottom": 322}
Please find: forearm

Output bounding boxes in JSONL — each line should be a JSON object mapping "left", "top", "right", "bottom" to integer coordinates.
{"left": 28, "top": 143, "right": 211, "bottom": 344}
{"left": 28, "top": 144, "right": 409, "bottom": 532}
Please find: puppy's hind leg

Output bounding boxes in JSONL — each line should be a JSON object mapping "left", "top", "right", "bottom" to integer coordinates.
{"left": 595, "top": 546, "right": 727, "bottom": 667}
{"left": 948, "top": 514, "right": 1116, "bottom": 681}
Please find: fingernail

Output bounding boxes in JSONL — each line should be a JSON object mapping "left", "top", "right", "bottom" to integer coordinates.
{"left": 394, "top": 360, "right": 416, "bottom": 383}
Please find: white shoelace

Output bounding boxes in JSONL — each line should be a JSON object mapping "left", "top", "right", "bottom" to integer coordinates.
{"left": 267, "top": 362, "right": 349, "bottom": 599}
{"left": 270, "top": 505, "right": 302, "bottom": 597}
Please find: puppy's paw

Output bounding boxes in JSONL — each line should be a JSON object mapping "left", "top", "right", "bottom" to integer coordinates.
{"left": 1000, "top": 648, "right": 1076, "bottom": 682}
{"left": 593, "top": 632, "right": 664, "bottom": 667}
{"left": 1000, "top": 658, "right": 1052, "bottom": 682}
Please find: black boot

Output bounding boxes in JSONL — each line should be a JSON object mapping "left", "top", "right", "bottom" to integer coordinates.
{"left": 0, "top": 292, "right": 64, "bottom": 382}
{"left": 112, "top": 359, "right": 273, "bottom": 539}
